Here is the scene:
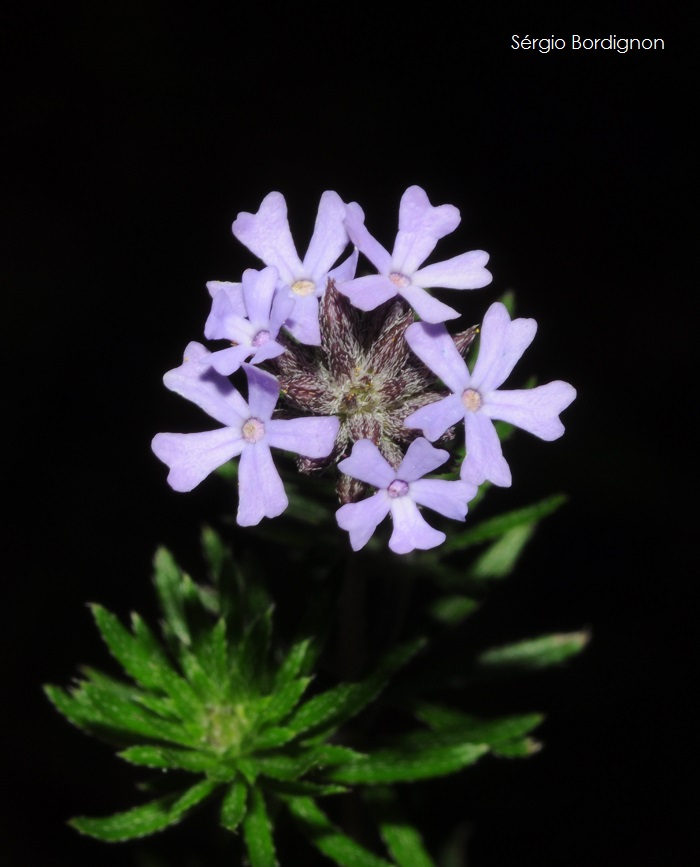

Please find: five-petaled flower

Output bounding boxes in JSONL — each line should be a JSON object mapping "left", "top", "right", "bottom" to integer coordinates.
{"left": 151, "top": 343, "right": 339, "bottom": 526}
{"left": 336, "top": 438, "right": 477, "bottom": 554}
{"left": 404, "top": 302, "right": 577, "bottom": 487}
{"left": 338, "top": 185, "right": 492, "bottom": 323}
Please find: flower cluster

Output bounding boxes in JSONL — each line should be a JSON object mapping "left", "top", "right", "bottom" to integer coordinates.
{"left": 152, "top": 186, "right": 576, "bottom": 554}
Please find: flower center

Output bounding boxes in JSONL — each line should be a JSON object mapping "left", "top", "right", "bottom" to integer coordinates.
{"left": 387, "top": 479, "right": 409, "bottom": 498}
{"left": 389, "top": 272, "right": 411, "bottom": 289}
{"left": 242, "top": 417, "right": 265, "bottom": 443}
{"left": 291, "top": 279, "right": 316, "bottom": 297}
{"left": 252, "top": 329, "right": 271, "bottom": 347}
{"left": 461, "top": 388, "right": 483, "bottom": 412}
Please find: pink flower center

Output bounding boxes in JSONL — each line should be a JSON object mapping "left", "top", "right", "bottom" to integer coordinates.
{"left": 242, "top": 417, "right": 265, "bottom": 443}
{"left": 461, "top": 388, "right": 483, "bottom": 412}
{"left": 252, "top": 330, "right": 271, "bottom": 347}
{"left": 291, "top": 279, "right": 316, "bottom": 297}
{"left": 389, "top": 272, "right": 411, "bottom": 289}
{"left": 387, "top": 479, "right": 409, "bottom": 498}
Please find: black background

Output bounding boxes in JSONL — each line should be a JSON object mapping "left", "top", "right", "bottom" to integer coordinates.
{"left": 5, "top": 4, "right": 693, "bottom": 866}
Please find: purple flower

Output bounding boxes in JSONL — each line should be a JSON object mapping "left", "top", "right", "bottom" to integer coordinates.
{"left": 335, "top": 438, "right": 477, "bottom": 554}
{"left": 205, "top": 280, "right": 245, "bottom": 315}
{"left": 151, "top": 344, "right": 339, "bottom": 526}
{"left": 231, "top": 191, "right": 359, "bottom": 346}
{"left": 204, "top": 266, "right": 294, "bottom": 375}
{"left": 403, "top": 302, "right": 577, "bottom": 487}
{"left": 338, "top": 185, "right": 492, "bottom": 323}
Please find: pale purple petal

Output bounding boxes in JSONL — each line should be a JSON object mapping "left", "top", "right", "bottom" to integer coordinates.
{"left": 471, "top": 303, "right": 537, "bottom": 392}
{"left": 269, "top": 287, "right": 296, "bottom": 334}
{"left": 243, "top": 364, "right": 280, "bottom": 422}
{"left": 392, "top": 186, "right": 461, "bottom": 274}
{"left": 152, "top": 429, "right": 243, "bottom": 492}
{"left": 209, "top": 343, "right": 254, "bottom": 376}
{"left": 337, "top": 274, "right": 398, "bottom": 311}
{"left": 405, "top": 322, "right": 470, "bottom": 393}
{"left": 285, "top": 293, "right": 321, "bottom": 345}
{"left": 461, "top": 412, "right": 512, "bottom": 487}
{"left": 410, "top": 478, "right": 476, "bottom": 521}
{"left": 328, "top": 247, "right": 359, "bottom": 283}
{"left": 398, "top": 284, "right": 460, "bottom": 323}
{"left": 163, "top": 342, "right": 249, "bottom": 426}
{"left": 412, "top": 250, "right": 493, "bottom": 290}
{"left": 242, "top": 266, "right": 278, "bottom": 325}
{"left": 336, "top": 494, "right": 391, "bottom": 551}
{"left": 302, "top": 191, "right": 353, "bottom": 277}
{"left": 250, "top": 340, "right": 287, "bottom": 365}
{"left": 483, "top": 381, "right": 576, "bottom": 440}
{"left": 265, "top": 416, "right": 340, "bottom": 458}
{"left": 231, "top": 192, "right": 302, "bottom": 283}
{"left": 343, "top": 205, "right": 392, "bottom": 273}
{"left": 388, "top": 496, "right": 445, "bottom": 554}
{"left": 206, "top": 281, "right": 245, "bottom": 316}
{"left": 403, "top": 394, "right": 465, "bottom": 441}
{"left": 337, "top": 439, "right": 396, "bottom": 489}
{"left": 237, "top": 443, "right": 288, "bottom": 526}
{"left": 397, "top": 437, "right": 450, "bottom": 481}
{"left": 205, "top": 290, "right": 253, "bottom": 342}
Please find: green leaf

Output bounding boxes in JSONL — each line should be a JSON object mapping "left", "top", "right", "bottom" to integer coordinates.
{"left": 428, "top": 595, "right": 479, "bottom": 626}
{"left": 286, "top": 796, "right": 393, "bottom": 867}
{"left": 328, "top": 742, "right": 488, "bottom": 784}
{"left": 364, "top": 787, "right": 436, "bottom": 867}
{"left": 118, "top": 745, "right": 224, "bottom": 774}
{"left": 490, "top": 737, "right": 542, "bottom": 758}
{"left": 442, "top": 494, "right": 567, "bottom": 554}
{"left": 239, "top": 607, "right": 274, "bottom": 690}
{"left": 242, "top": 787, "right": 278, "bottom": 867}
{"left": 153, "top": 546, "right": 195, "bottom": 647}
{"left": 273, "top": 637, "right": 314, "bottom": 687}
{"left": 288, "top": 638, "right": 425, "bottom": 738}
{"left": 411, "top": 707, "right": 543, "bottom": 746}
{"left": 70, "top": 779, "right": 219, "bottom": 841}
{"left": 468, "top": 523, "right": 536, "bottom": 580}
{"left": 220, "top": 777, "right": 248, "bottom": 832}
{"left": 476, "top": 630, "right": 591, "bottom": 671}
{"left": 252, "top": 726, "right": 298, "bottom": 751}
{"left": 260, "top": 677, "right": 313, "bottom": 727}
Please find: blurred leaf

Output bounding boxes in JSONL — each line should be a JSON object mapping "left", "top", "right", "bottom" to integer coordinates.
{"left": 364, "top": 786, "right": 436, "bottom": 867}
{"left": 286, "top": 796, "right": 393, "bottom": 867}
{"left": 476, "top": 631, "right": 591, "bottom": 671}
{"left": 220, "top": 777, "right": 248, "bottom": 832}
{"left": 242, "top": 787, "right": 278, "bottom": 867}
{"left": 328, "top": 742, "right": 488, "bottom": 784}
{"left": 428, "top": 595, "right": 479, "bottom": 626}
{"left": 70, "top": 780, "right": 218, "bottom": 841}
{"left": 467, "top": 523, "right": 536, "bottom": 580}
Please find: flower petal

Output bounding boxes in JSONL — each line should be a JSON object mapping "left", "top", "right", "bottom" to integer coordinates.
{"left": 328, "top": 247, "right": 359, "bottom": 283}
{"left": 392, "top": 186, "right": 461, "bottom": 274}
{"left": 265, "top": 416, "right": 340, "bottom": 458}
{"left": 471, "top": 302, "right": 537, "bottom": 392}
{"left": 336, "top": 494, "right": 391, "bottom": 551}
{"left": 231, "top": 192, "right": 302, "bottom": 283}
{"left": 302, "top": 191, "right": 353, "bottom": 277}
{"left": 163, "top": 342, "right": 249, "bottom": 426}
{"left": 460, "top": 412, "right": 512, "bottom": 487}
{"left": 237, "top": 443, "right": 288, "bottom": 525}
{"left": 412, "top": 250, "right": 492, "bottom": 290}
{"left": 405, "top": 322, "right": 470, "bottom": 393}
{"left": 410, "top": 478, "right": 476, "bottom": 520}
{"left": 337, "top": 274, "right": 398, "bottom": 311}
{"left": 243, "top": 364, "right": 280, "bottom": 422}
{"left": 398, "top": 284, "right": 460, "bottom": 323}
{"left": 397, "top": 437, "right": 450, "bottom": 481}
{"left": 205, "top": 290, "right": 253, "bottom": 342}
{"left": 388, "top": 496, "right": 445, "bottom": 554}
{"left": 209, "top": 344, "right": 253, "bottom": 376}
{"left": 206, "top": 281, "right": 245, "bottom": 316}
{"left": 484, "top": 381, "right": 576, "bottom": 440}
{"left": 152, "top": 429, "right": 243, "bottom": 492}
{"left": 337, "top": 439, "right": 396, "bottom": 489}
{"left": 343, "top": 204, "right": 392, "bottom": 273}
{"left": 285, "top": 293, "right": 322, "bottom": 345}
{"left": 403, "top": 394, "right": 465, "bottom": 442}
{"left": 242, "top": 266, "right": 278, "bottom": 325}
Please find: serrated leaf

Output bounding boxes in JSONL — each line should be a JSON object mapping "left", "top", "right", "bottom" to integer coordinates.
{"left": 273, "top": 637, "right": 314, "bottom": 688}
{"left": 411, "top": 707, "right": 543, "bottom": 746}
{"left": 70, "top": 779, "right": 218, "bottom": 841}
{"left": 476, "top": 631, "right": 590, "bottom": 671}
{"left": 193, "top": 618, "right": 230, "bottom": 695}
{"left": 286, "top": 796, "right": 393, "bottom": 867}
{"left": 118, "top": 745, "right": 224, "bottom": 774}
{"left": 153, "top": 546, "right": 194, "bottom": 647}
{"left": 242, "top": 787, "right": 278, "bottom": 867}
{"left": 364, "top": 786, "right": 436, "bottom": 867}
{"left": 328, "top": 742, "right": 488, "bottom": 784}
{"left": 220, "top": 777, "right": 248, "bottom": 832}
{"left": 260, "top": 677, "right": 313, "bottom": 727}
{"left": 252, "top": 726, "right": 298, "bottom": 751}
{"left": 239, "top": 608, "right": 273, "bottom": 690}
{"left": 442, "top": 494, "right": 567, "bottom": 554}
{"left": 288, "top": 638, "right": 425, "bottom": 738}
